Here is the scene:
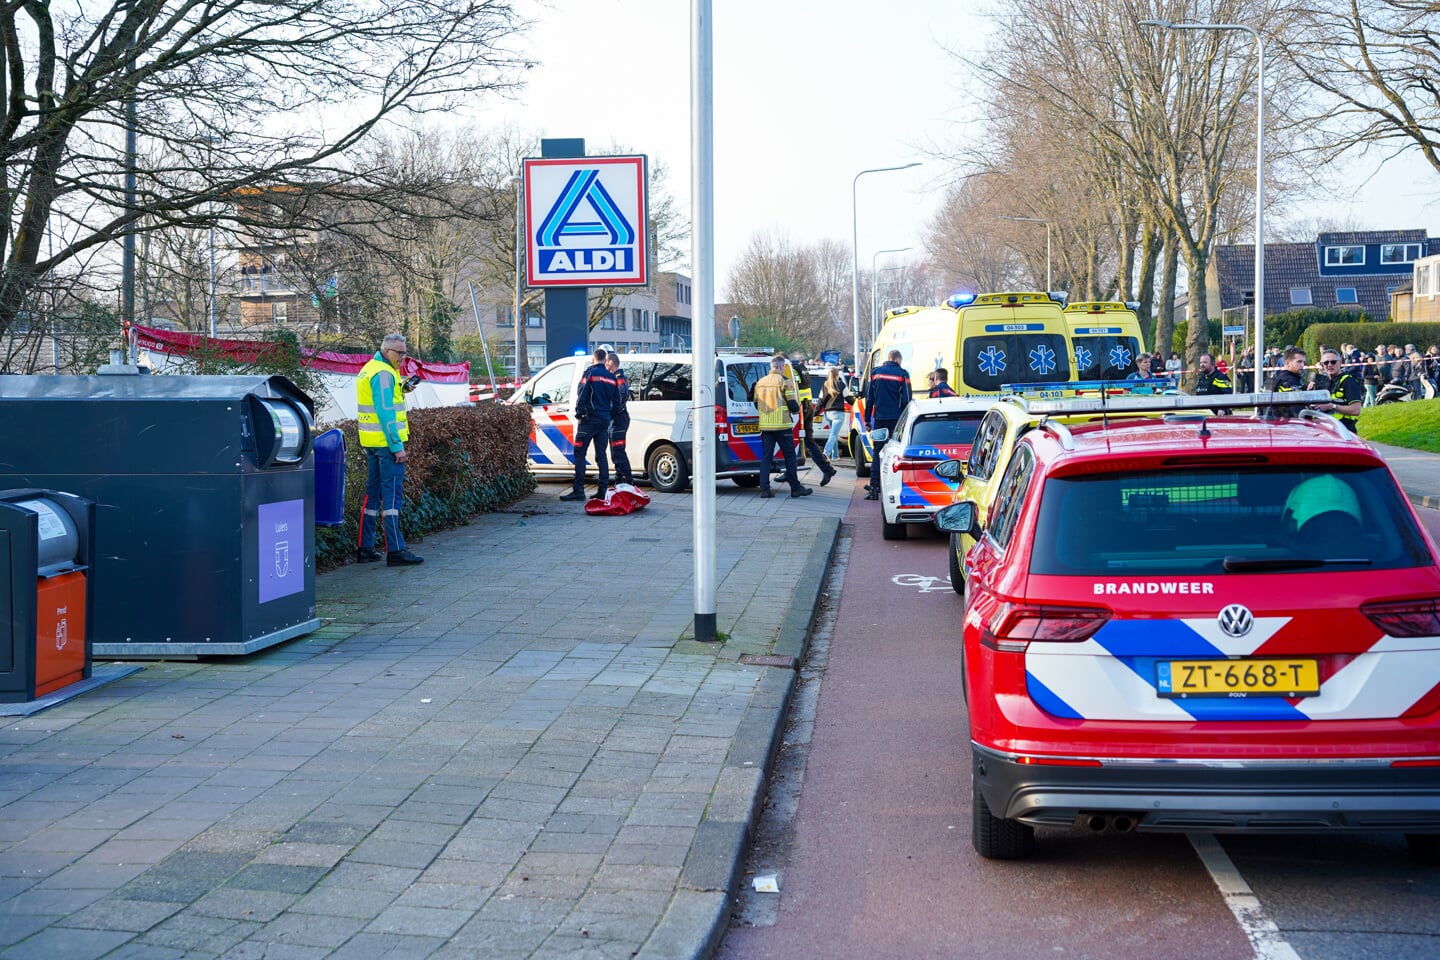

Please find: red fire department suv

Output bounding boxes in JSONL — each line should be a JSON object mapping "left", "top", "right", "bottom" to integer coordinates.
{"left": 935, "top": 392, "right": 1440, "bottom": 861}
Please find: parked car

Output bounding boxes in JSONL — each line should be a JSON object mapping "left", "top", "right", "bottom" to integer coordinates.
{"left": 872, "top": 396, "right": 991, "bottom": 540}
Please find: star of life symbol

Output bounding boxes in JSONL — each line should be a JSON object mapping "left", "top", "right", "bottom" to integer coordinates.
{"left": 1109, "top": 345, "right": 1133, "bottom": 369}
{"left": 1074, "top": 344, "right": 1094, "bottom": 370}
{"left": 978, "top": 346, "right": 1007, "bottom": 377}
{"left": 1218, "top": 603, "right": 1254, "bottom": 638}
{"left": 1029, "top": 344, "right": 1057, "bottom": 375}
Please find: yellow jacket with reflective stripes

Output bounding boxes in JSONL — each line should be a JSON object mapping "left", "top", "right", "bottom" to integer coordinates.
{"left": 754, "top": 371, "right": 794, "bottom": 431}
{"left": 356, "top": 354, "right": 409, "bottom": 449}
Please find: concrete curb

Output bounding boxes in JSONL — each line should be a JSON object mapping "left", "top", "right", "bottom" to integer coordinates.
{"left": 637, "top": 516, "right": 841, "bottom": 960}
{"left": 1407, "top": 492, "right": 1440, "bottom": 512}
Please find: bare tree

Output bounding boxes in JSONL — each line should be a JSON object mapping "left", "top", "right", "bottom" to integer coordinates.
{"left": 1283, "top": 1, "right": 1440, "bottom": 176}
{"left": 726, "top": 231, "right": 832, "bottom": 350}
{"left": 0, "top": 0, "right": 530, "bottom": 369}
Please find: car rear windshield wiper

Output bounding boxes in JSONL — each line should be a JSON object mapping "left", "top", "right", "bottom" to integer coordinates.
{"left": 1222, "top": 556, "right": 1374, "bottom": 572}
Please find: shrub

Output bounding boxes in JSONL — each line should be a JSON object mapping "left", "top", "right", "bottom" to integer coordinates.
{"left": 315, "top": 402, "right": 536, "bottom": 569}
{"left": 1303, "top": 320, "right": 1440, "bottom": 360}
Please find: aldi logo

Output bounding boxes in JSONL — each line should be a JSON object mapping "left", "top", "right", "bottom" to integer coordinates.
{"left": 525, "top": 155, "right": 648, "bottom": 287}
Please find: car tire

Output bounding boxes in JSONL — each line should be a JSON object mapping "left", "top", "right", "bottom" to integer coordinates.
{"left": 882, "top": 517, "right": 906, "bottom": 541}
{"left": 1406, "top": 833, "right": 1440, "bottom": 865}
{"left": 972, "top": 759, "right": 1035, "bottom": 860}
{"left": 949, "top": 532, "right": 965, "bottom": 594}
{"left": 646, "top": 444, "right": 690, "bottom": 493}
{"left": 853, "top": 432, "right": 870, "bottom": 478}
{"left": 731, "top": 475, "right": 760, "bottom": 488}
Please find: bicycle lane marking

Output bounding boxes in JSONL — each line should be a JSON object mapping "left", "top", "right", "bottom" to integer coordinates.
{"left": 1189, "top": 833, "right": 1304, "bottom": 960}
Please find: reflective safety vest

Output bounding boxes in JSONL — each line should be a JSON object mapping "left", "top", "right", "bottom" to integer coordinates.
{"left": 754, "top": 371, "right": 794, "bottom": 431}
{"left": 789, "top": 364, "right": 812, "bottom": 403}
{"left": 357, "top": 355, "right": 409, "bottom": 448}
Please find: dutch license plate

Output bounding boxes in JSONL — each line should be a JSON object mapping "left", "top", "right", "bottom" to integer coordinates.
{"left": 1156, "top": 658, "right": 1320, "bottom": 698}
{"left": 732, "top": 422, "right": 759, "bottom": 435}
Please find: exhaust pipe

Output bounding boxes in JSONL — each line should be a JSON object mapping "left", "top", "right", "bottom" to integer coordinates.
{"left": 1087, "top": 815, "right": 1108, "bottom": 832}
{"left": 1112, "top": 815, "right": 1136, "bottom": 833}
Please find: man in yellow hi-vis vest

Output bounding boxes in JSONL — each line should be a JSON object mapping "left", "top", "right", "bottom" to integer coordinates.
{"left": 753, "top": 355, "right": 811, "bottom": 500}
{"left": 356, "top": 333, "right": 423, "bottom": 566}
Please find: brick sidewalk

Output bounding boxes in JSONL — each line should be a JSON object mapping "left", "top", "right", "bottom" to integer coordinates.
{"left": 0, "top": 471, "right": 852, "bottom": 960}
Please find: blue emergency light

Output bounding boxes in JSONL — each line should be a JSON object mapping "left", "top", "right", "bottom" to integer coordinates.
{"left": 946, "top": 291, "right": 978, "bottom": 308}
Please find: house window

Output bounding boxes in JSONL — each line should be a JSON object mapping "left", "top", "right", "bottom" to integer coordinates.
{"left": 272, "top": 302, "right": 288, "bottom": 322}
{"left": 1325, "top": 245, "right": 1364, "bottom": 266}
{"left": 601, "top": 311, "right": 615, "bottom": 330}
{"left": 1336, "top": 287, "right": 1358, "bottom": 304}
{"left": 631, "top": 308, "right": 642, "bottom": 330}
{"left": 1381, "top": 243, "right": 1422, "bottom": 264}
{"left": 615, "top": 309, "right": 626, "bottom": 330}
{"left": 1418, "top": 265, "right": 1432, "bottom": 297}
{"left": 1290, "top": 287, "right": 1312, "bottom": 306}
{"left": 526, "top": 312, "right": 543, "bottom": 328}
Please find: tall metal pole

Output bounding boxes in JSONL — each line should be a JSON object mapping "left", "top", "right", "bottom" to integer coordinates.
{"left": 467, "top": 281, "right": 498, "bottom": 395}
{"left": 1141, "top": 19, "right": 1265, "bottom": 384}
{"left": 691, "top": 0, "right": 717, "bottom": 642}
{"left": 510, "top": 175, "right": 527, "bottom": 379}
{"left": 122, "top": 47, "right": 138, "bottom": 363}
{"left": 206, "top": 136, "right": 218, "bottom": 337}
{"left": 870, "top": 246, "right": 912, "bottom": 337}
{"left": 851, "top": 163, "right": 920, "bottom": 368}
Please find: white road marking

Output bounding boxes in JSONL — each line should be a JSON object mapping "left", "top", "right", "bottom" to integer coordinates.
{"left": 1188, "top": 833, "right": 1303, "bottom": 960}
{"left": 890, "top": 573, "right": 952, "bottom": 593}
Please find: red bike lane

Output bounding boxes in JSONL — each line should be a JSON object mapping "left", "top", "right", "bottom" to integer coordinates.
{"left": 719, "top": 484, "right": 1252, "bottom": 960}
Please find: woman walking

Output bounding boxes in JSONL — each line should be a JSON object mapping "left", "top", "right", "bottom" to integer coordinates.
{"left": 820, "top": 366, "right": 849, "bottom": 460}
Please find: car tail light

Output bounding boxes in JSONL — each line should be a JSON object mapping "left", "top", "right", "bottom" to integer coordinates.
{"left": 980, "top": 602, "right": 1111, "bottom": 652}
{"left": 1391, "top": 758, "right": 1440, "bottom": 768}
{"left": 714, "top": 405, "right": 729, "bottom": 442}
{"left": 892, "top": 458, "right": 939, "bottom": 473}
{"left": 1015, "top": 755, "right": 1103, "bottom": 768}
{"left": 1360, "top": 598, "right": 1440, "bottom": 638}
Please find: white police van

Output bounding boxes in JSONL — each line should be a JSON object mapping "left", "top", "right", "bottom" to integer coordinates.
{"left": 510, "top": 352, "right": 803, "bottom": 493}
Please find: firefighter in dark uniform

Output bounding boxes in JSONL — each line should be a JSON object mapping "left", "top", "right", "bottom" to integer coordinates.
{"left": 562, "top": 348, "right": 621, "bottom": 502}
{"left": 927, "top": 368, "right": 957, "bottom": 398}
{"left": 1193, "top": 353, "right": 1232, "bottom": 395}
{"left": 1311, "top": 349, "right": 1364, "bottom": 432}
{"left": 864, "top": 348, "right": 912, "bottom": 500}
{"left": 605, "top": 352, "right": 635, "bottom": 484}
{"left": 1262, "top": 346, "right": 1309, "bottom": 419}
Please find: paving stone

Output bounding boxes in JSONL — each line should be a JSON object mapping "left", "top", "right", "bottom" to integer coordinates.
{"left": 223, "top": 863, "right": 327, "bottom": 895}
{"left": 0, "top": 925, "right": 132, "bottom": 959}
{"left": 60, "top": 896, "right": 185, "bottom": 932}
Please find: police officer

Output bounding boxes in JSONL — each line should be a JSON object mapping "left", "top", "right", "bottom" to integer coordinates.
{"left": 1263, "top": 346, "right": 1308, "bottom": 418}
{"left": 356, "top": 333, "right": 423, "bottom": 565}
{"left": 605, "top": 352, "right": 634, "bottom": 485}
{"left": 562, "top": 348, "right": 621, "bottom": 502}
{"left": 927, "top": 367, "right": 957, "bottom": 398}
{"left": 864, "top": 349, "right": 912, "bottom": 500}
{"left": 789, "top": 358, "right": 837, "bottom": 487}
{"left": 1312, "top": 349, "right": 1363, "bottom": 432}
{"left": 1193, "top": 353, "right": 1232, "bottom": 395}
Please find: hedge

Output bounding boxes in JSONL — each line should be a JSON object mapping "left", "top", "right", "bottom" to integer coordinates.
{"left": 1302, "top": 321, "right": 1440, "bottom": 359}
{"left": 315, "top": 402, "right": 537, "bottom": 570}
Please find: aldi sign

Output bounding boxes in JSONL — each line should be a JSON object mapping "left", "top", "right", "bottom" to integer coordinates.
{"left": 524, "top": 155, "right": 649, "bottom": 287}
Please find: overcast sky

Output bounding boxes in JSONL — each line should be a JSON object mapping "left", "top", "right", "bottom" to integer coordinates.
{"left": 467, "top": 0, "right": 1440, "bottom": 295}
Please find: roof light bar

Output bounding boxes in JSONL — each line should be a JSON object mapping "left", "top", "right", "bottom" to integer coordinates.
{"left": 1015, "top": 390, "right": 1332, "bottom": 416}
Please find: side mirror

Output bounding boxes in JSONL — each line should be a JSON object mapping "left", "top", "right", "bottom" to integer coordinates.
{"left": 868, "top": 427, "right": 890, "bottom": 443}
{"left": 934, "top": 458, "right": 964, "bottom": 481}
{"left": 934, "top": 501, "right": 981, "bottom": 538}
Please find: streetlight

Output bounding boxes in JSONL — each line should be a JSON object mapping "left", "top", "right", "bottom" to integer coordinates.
{"left": 851, "top": 162, "right": 921, "bottom": 366}
{"left": 201, "top": 135, "right": 220, "bottom": 337}
{"left": 1140, "top": 18, "right": 1266, "bottom": 385}
{"left": 1000, "top": 216, "right": 1051, "bottom": 292}
{"left": 871, "top": 246, "right": 912, "bottom": 337}
{"left": 508, "top": 175, "right": 526, "bottom": 379}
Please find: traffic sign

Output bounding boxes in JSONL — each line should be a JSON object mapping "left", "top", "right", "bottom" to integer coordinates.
{"left": 1223, "top": 325, "right": 1245, "bottom": 336}
{"left": 524, "top": 155, "right": 649, "bottom": 287}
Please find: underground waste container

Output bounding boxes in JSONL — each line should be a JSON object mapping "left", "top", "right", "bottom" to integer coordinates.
{"left": 0, "top": 373, "right": 321, "bottom": 656}
{"left": 0, "top": 490, "right": 95, "bottom": 702}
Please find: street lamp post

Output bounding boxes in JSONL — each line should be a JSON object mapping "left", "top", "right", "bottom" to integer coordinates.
{"left": 508, "top": 175, "right": 526, "bottom": 379}
{"left": 1001, "top": 216, "right": 1051, "bottom": 291}
{"left": 851, "top": 163, "right": 921, "bottom": 367}
{"left": 870, "top": 246, "right": 912, "bottom": 338}
{"left": 202, "top": 135, "right": 220, "bottom": 338}
{"left": 1140, "top": 18, "right": 1266, "bottom": 384}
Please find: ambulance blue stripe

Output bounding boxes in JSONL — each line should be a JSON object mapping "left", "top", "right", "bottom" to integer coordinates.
{"left": 1026, "top": 673, "right": 1084, "bottom": 719}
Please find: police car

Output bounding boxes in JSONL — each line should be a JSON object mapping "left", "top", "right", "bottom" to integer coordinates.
{"left": 934, "top": 392, "right": 1440, "bottom": 861}
{"left": 872, "top": 396, "right": 991, "bottom": 540}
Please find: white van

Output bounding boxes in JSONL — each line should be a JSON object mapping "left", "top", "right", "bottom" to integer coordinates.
{"left": 509, "top": 352, "right": 803, "bottom": 493}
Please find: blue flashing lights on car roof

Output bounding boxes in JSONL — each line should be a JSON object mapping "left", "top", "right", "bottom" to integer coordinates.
{"left": 946, "top": 291, "right": 978, "bottom": 308}
{"left": 1048, "top": 291, "right": 1071, "bottom": 306}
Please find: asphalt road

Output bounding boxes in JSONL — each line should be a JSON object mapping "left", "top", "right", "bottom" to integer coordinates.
{"left": 718, "top": 484, "right": 1440, "bottom": 960}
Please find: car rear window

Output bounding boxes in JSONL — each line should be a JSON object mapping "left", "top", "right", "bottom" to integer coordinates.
{"left": 910, "top": 413, "right": 983, "bottom": 447}
{"left": 963, "top": 333, "right": 1070, "bottom": 391}
{"left": 1072, "top": 335, "right": 1141, "bottom": 379}
{"left": 1030, "top": 466, "right": 1432, "bottom": 576}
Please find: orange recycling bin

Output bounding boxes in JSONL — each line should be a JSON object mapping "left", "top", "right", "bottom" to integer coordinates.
{"left": 0, "top": 490, "right": 95, "bottom": 703}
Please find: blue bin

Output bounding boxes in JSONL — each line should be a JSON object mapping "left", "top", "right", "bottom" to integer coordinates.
{"left": 313, "top": 428, "right": 346, "bottom": 527}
